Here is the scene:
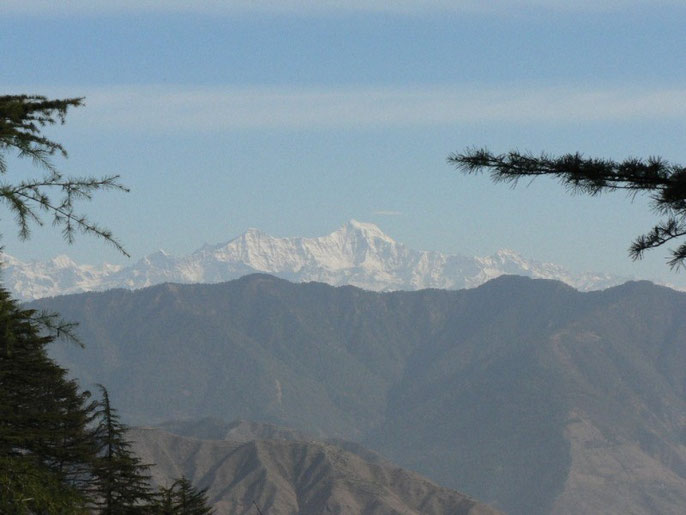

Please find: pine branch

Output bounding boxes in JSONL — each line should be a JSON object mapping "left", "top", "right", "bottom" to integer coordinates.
{"left": 629, "top": 218, "right": 686, "bottom": 269}
{"left": 448, "top": 148, "right": 676, "bottom": 193}
{"left": 0, "top": 95, "right": 82, "bottom": 173}
{"left": 30, "top": 310, "right": 83, "bottom": 348}
{"left": 0, "top": 95, "right": 129, "bottom": 256}
{"left": 0, "top": 174, "right": 129, "bottom": 256}
{"left": 448, "top": 147, "right": 686, "bottom": 269}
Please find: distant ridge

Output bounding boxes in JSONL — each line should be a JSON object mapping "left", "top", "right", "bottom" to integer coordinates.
{"left": 129, "top": 421, "right": 501, "bottom": 515}
{"left": 4, "top": 220, "right": 629, "bottom": 299}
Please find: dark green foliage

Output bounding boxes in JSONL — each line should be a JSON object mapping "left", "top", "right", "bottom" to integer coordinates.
{"left": 154, "top": 477, "right": 213, "bottom": 514}
{"left": 0, "top": 94, "right": 80, "bottom": 167}
{"left": 0, "top": 456, "right": 88, "bottom": 514}
{"left": 91, "top": 384, "right": 155, "bottom": 513}
{"left": 448, "top": 147, "right": 686, "bottom": 268}
{"left": 0, "top": 94, "right": 128, "bottom": 254}
{"left": 0, "top": 286, "right": 98, "bottom": 511}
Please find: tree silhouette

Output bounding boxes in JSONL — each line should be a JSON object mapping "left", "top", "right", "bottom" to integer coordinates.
{"left": 0, "top": 286, "right": 98, "bottom": 512}
{"left": 155, "top": 476, "right": 214, "bottom": 514}
{"left": 90, "top": 385, "right": 155, "bottom": 513}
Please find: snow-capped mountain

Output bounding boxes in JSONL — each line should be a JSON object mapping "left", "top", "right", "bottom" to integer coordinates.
{"left": 2, "top": 220, "right": 629, "bottom": 300}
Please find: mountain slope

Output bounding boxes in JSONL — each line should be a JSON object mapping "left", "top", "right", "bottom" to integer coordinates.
{"left": 130, "top": 424, "right": 499, "bottom": 515}
{"left": 365, "top": 278, "right": 686, "bottom": 514}
{"left": 6, "top": 220, "right": 627, "bottom": 299}
{"left": 157, "top": 418, "right": 390, "bottom": 466}
{"left": 35, "top": 275, "right": 686, "bottom": 514}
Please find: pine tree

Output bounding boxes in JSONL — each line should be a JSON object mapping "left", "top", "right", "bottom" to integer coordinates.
{"left": 155, "top": 476, "right": 214, "bottom": 515}
{"left": 449, "top": 148, "right": 686, "bottom": 268}
{"left": 0, "top": 286, "right": 97, "bottom": 512}
{"left": 91, "top": 384, "right": 155, "bottom": 513}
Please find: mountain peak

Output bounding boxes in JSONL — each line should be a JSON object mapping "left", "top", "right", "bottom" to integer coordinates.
{"left": 141, "top": 249, "right": 173, "bottom": 265}
{"left": 340, "top": 219, "right": 395, "bottom": 244}
{"left": 50, "top": 254, "right": 77, "bottom": 268}
{"left": 244, "top": 227, "right": 266, "bottom": 236}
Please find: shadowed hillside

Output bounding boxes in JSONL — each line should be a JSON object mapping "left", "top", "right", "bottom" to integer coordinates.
{"left": 130, "top": 424, "right": 499, "bottom": 515}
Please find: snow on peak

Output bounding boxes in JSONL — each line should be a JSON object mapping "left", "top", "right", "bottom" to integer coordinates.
{"left": 336, "top": 220, "right": 396, "bottom": 244}
{"left": 51, "top": 255, "right": 77, "bottom": 268}
{"left": 493, "top": 249, "right": 524, "bottom": 261}
{"left": 1, "top": 222, "right": 636, "bottom": 300}
{"left": 243, "top": 227, "right": 267, "bottom": 237}
{"left": 347, "top": 219, "right": 382, "bottom": 232}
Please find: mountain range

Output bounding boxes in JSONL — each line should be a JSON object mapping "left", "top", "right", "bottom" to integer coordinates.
{"left": 5, "top": 220, "right": 628, "bottom": 300}
{"left": 34, "top": 274, "right": 686, "bottom": 515}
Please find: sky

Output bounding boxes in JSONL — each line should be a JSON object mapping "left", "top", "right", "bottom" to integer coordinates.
{"left": 2, "top": 0, "right": 686, "bottom": 287}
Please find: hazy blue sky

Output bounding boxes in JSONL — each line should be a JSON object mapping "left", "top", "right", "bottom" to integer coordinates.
{"left": 3, "top": 1, "right": 686, "bottom": 286}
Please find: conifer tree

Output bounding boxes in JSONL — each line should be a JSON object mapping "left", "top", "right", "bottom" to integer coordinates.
{"left": 91, "top": 384, "right": 155, "bottom": 513}
{"left": 155, "top": 476, "right": 214, "bottom": 515}
{"left": 449, "top": 148, "right": 686, "bottom": 268}
{"left": 0, "top": 286, "right": 97, "bottom": 512}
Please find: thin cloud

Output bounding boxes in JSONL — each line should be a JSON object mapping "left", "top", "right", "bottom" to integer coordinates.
{"left": 373, "top": 211, "right": 403, "bottom": 216}
{"left": 50, "top": 84, "right": 686, "bottom": 132}
{"left": 4, "top": 0, "right": 683, "bottom": 16}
